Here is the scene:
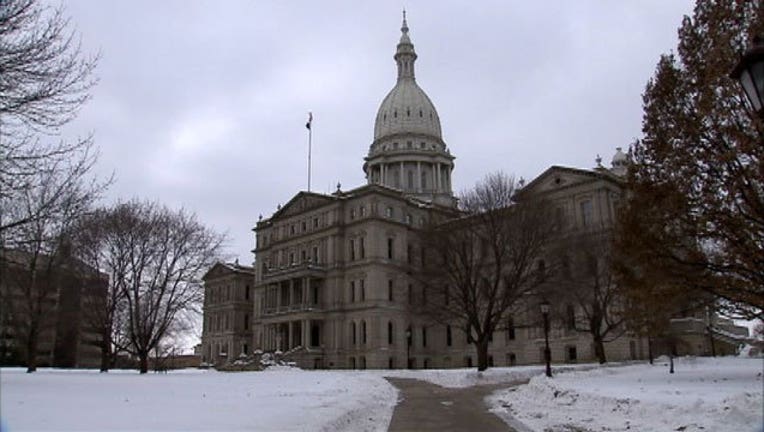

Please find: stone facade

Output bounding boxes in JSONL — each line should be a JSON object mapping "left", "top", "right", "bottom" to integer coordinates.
{"left": 201, "top": 15, "right": 747, "bottom": 369}
{"left": 201, "top": 262, "right": 255, "bottom": 365}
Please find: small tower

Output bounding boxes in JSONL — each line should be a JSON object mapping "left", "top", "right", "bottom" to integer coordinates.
{"left": 363, "top": 12, "right": 456, "bottom": 207}
{"left": 610, "top": 147, "right": 628, "bottom": 176}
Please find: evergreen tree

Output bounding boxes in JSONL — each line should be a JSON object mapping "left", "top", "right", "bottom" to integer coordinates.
{"left": 617, "top": 0, "right": 764, "bottom": 320}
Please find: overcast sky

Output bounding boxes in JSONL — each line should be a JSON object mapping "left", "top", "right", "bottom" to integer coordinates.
{"left": 59, "top": 0, "right": 695, "bottom": 263}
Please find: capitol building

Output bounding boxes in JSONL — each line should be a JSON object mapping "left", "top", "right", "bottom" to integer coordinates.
{"left": 199, "top": 15, "right": 740, "bottom": 369}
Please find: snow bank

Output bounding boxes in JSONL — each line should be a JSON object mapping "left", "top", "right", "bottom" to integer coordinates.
{"left": 488, "top": 357, "right": 764, "bottom": 432}
{"left": 378, "top": 363, "right": 599, "bottom": 388}
{"left": 0, "top": 368, "right": 397, "bottom": 431}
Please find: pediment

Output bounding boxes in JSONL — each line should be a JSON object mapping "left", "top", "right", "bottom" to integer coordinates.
{"left": 273, "top": 192, "right": 335, "bottom": 220}
{"left": 202, "top": 262, "right": 231, "bottom": 281}
{"left": 521, "top": 166, "right": 609, "bottom": 196}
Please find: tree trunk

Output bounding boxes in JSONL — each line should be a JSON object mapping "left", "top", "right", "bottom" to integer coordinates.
{"left": 26, "top": 326, "right": 39, "bottom": 373}
{"left": 99, "top": 335, "right": 111, "bottom": 372}
{"left": 592, "top": 332, "right": 607, "bottom": 364}
{"left": 138, "top": 352, "right": 149, "bottom": 374}
{"left": 669, "top": 353, "right": 674, "bottom": 374}
{"left": 647, "top": 335, "right": 654, "bottom": 365}
{"left": 475, "top": 339, "right": 489, "bottom": 371}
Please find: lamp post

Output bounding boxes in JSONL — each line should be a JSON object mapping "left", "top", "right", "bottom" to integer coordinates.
{"left": 540, "top": 300, "right": 552, "bottom": 378}
{"left": 405, "top": 325, "right": 412, "bottom": 369}
{"left": 731, "top": 35, "right": 764, "bottom": 118}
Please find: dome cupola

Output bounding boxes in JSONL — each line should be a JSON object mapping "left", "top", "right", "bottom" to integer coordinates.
{"left": 364, "top": 12, "right": 456, "bottom": 207}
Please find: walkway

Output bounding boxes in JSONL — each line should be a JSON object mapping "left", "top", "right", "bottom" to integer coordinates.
{"left": 385, "top": 377, "right": 525, "bottom": 432}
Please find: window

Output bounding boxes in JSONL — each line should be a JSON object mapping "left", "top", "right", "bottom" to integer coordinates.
{"left": 446, "top": 325, "right": 452, "bottom": 346}
{"left": 408, "top": 284, "right": 413, "bottom": 304}
{"left": 421, "top": 171, "right": 427, "bottom": 189}
{"left": 360, "top": 237, "right": 365, "bottom": 259}
{"left": 507, "top": 353, "right": 517, "bottom": 366}
{"left": 243, "top": 343, "right": 249, "bottom": 355}
{"left": 407, "top": 244, "right": 412, "bottom": 263}
{"left": 312, "top": 246, "right": 319, "bottom": 263}
{"left": 407, "top": 170, "right": 414, "bottom": 189}
{"left": 290, "top": 224, "right": 295, "bottom": 235}
{"left": 350, "top": 281, "right": 355, "bottom": 302}
{"left": 388, "top": 279, "right": 394, "bottom": 301}
{"left": 388, "top": 322, "right": 394, "bottom": 345}
{"left": 580, "top": 200, "right": 593, "bottom": 227}
{"left": 507, "top": 316, "right": 516, "bottom": 340}
{"left": 422, "top": 326, "right": 427, "bottom": 347}
{"left": 385, "top": 206, "right": 393, "bottom": 218}
{"left": 566, "top": 304, "right": 576, "bottom": 330}
{"left": 360, "top": 206, "right": 366, "bottom": 216}
{"left": 421, "top": 286, "right": 427, "bottom": 305}
{"left": 244, "top": 313, "right": 249, "bottom": 331}
{"left": 360, "top": 279, "right": 366, "bottom": 301}
{"left": 301, "top": 250, "right": 306, "bottom": 262}
{"left": 245, "top": 285, "right": 251, "bottom": 300}
{"left": 351, "top": 323, "right": 357, "bottom": 345}
{"left": 313, "top": 217, "right": 319, "bottom": 228}
{"left": 387, "top": 238, "right": 394, "bottom": 259}
{"left": 350, "top": 209, "right": 356, "bottom": 219}
{"left": 349, "top": 239, "right": 356, "bottom": 261}
{"left": 362, "top": 321, "right": 367, "bottom": 344}
{"left": 406, "top": 214, "right": 412, "bottom": 225}
{"left": 289, "top": 253, "right": 295, "bottom": 265}
{"left": 301, "top": 221, "right": 306, "bottom": 232}
{"left": 567, "top": 346, "right": 578, "bottom": 362}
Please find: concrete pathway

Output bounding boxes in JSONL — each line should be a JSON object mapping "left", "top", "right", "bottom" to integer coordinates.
{"left": 385, "top": 377, "right": 525, "bottom": 432}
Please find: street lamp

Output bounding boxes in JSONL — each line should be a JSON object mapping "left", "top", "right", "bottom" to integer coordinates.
{"left": 405, "top": 325, "right": 412, "bottom": 369}
{"left": 731, "top": 35, "right": 764, "bottom": 118}
{"left": 540, "top": 300, "right": 552, "bottom": 378}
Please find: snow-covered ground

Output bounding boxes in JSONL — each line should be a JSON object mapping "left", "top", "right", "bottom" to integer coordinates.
{"left": 3, "top": 357, "right": 761, "bottom": 432}
{"left": 0, "top": 367, "right": 397, "bottom": 432}
{"left": 488, "top": 356, "right": 764, "bottom": 432}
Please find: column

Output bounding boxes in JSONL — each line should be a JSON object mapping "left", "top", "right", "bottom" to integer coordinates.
{"left": 287, "top": 322, "right": 293, "bottom": 349}
{"left": 436, "top": 163, "right": 441, "bottom": 192}
{"left": 400, "top": 161, "right": 404, "bottom": 189}
{"left": 289, "top": 279, "right": 294, "bottom": 306}
{"left": 381, "top": 164, "right": 386, "bottom": 185}
{"left": 303, "top": 319, "right": 310, "bottom": 348}
{"left": 417, "top": 161, "right": 421, "bottom": 192}
{"left": 304, "top": 277, "right": 310, "bottom": 307}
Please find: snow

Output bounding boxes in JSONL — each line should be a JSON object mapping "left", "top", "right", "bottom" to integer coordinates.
{"left": 488, "top": 356, "right": 764, "bottom": 432}
{"left": 3, "top": 357, "right": 761, "bottom": 432}
{"left": 378, "top": 363, "right": 599, "bottom": 388}
{"left": 0, "top": 367, "right": 397, "bottom": 432}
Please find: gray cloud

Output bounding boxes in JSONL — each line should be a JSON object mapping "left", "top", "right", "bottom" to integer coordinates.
{"left": 58, "top": 0, "right": 694, "bottom": 262}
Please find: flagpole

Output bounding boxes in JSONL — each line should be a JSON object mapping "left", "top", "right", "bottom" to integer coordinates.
{"left": 306, "top": 112, "right": 313, "bottom": 192}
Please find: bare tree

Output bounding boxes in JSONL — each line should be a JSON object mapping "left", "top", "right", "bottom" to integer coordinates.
{"left": 0, "top": 156, "right": 101, "bottom": 372}
{"left": 71, "top": 208, "right": 130, "bottom": 372}
{"left": 417, "top": 172, "right": 556, "bottom": 371}
{"left": 0, "top": 0, "right": 99, "bottom": 234}
{"left": 547, "top": 230, "right": 625, "bottom": 364}
{"left": 86, "top": 201, "right": 223, "bottom": 373}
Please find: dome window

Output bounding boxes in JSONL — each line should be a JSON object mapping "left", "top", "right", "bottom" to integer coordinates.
{"left": 407, "top": 108, "right": 410, "bottom": 117}
{"left": 383, "top": 113, "right": 387, "bottom": 121}
{"left": 394, "top": 110, "right": 397, "bottom": 118}
{"left": 419, "top": 109, "right": 423, "bottom": 117}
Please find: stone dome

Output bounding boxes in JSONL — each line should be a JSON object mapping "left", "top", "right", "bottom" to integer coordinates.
{"left": 372, "top": 13, "right": 442, "bottom": 142}
{"left": 374, "top": 81, "right": 442, "bottom": 141}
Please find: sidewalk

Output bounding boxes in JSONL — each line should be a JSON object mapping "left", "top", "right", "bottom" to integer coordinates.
{"left": 385, "top": 377, "right": 524, "bottom": 432}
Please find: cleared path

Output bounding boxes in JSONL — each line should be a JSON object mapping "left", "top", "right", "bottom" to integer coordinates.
{"left": 385, "top": 377, "right": 524, "bottom": 432}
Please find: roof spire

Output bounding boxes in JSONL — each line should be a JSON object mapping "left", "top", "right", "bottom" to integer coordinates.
{"left": 395, "top": 11, "right": 416, "bottom": 81}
